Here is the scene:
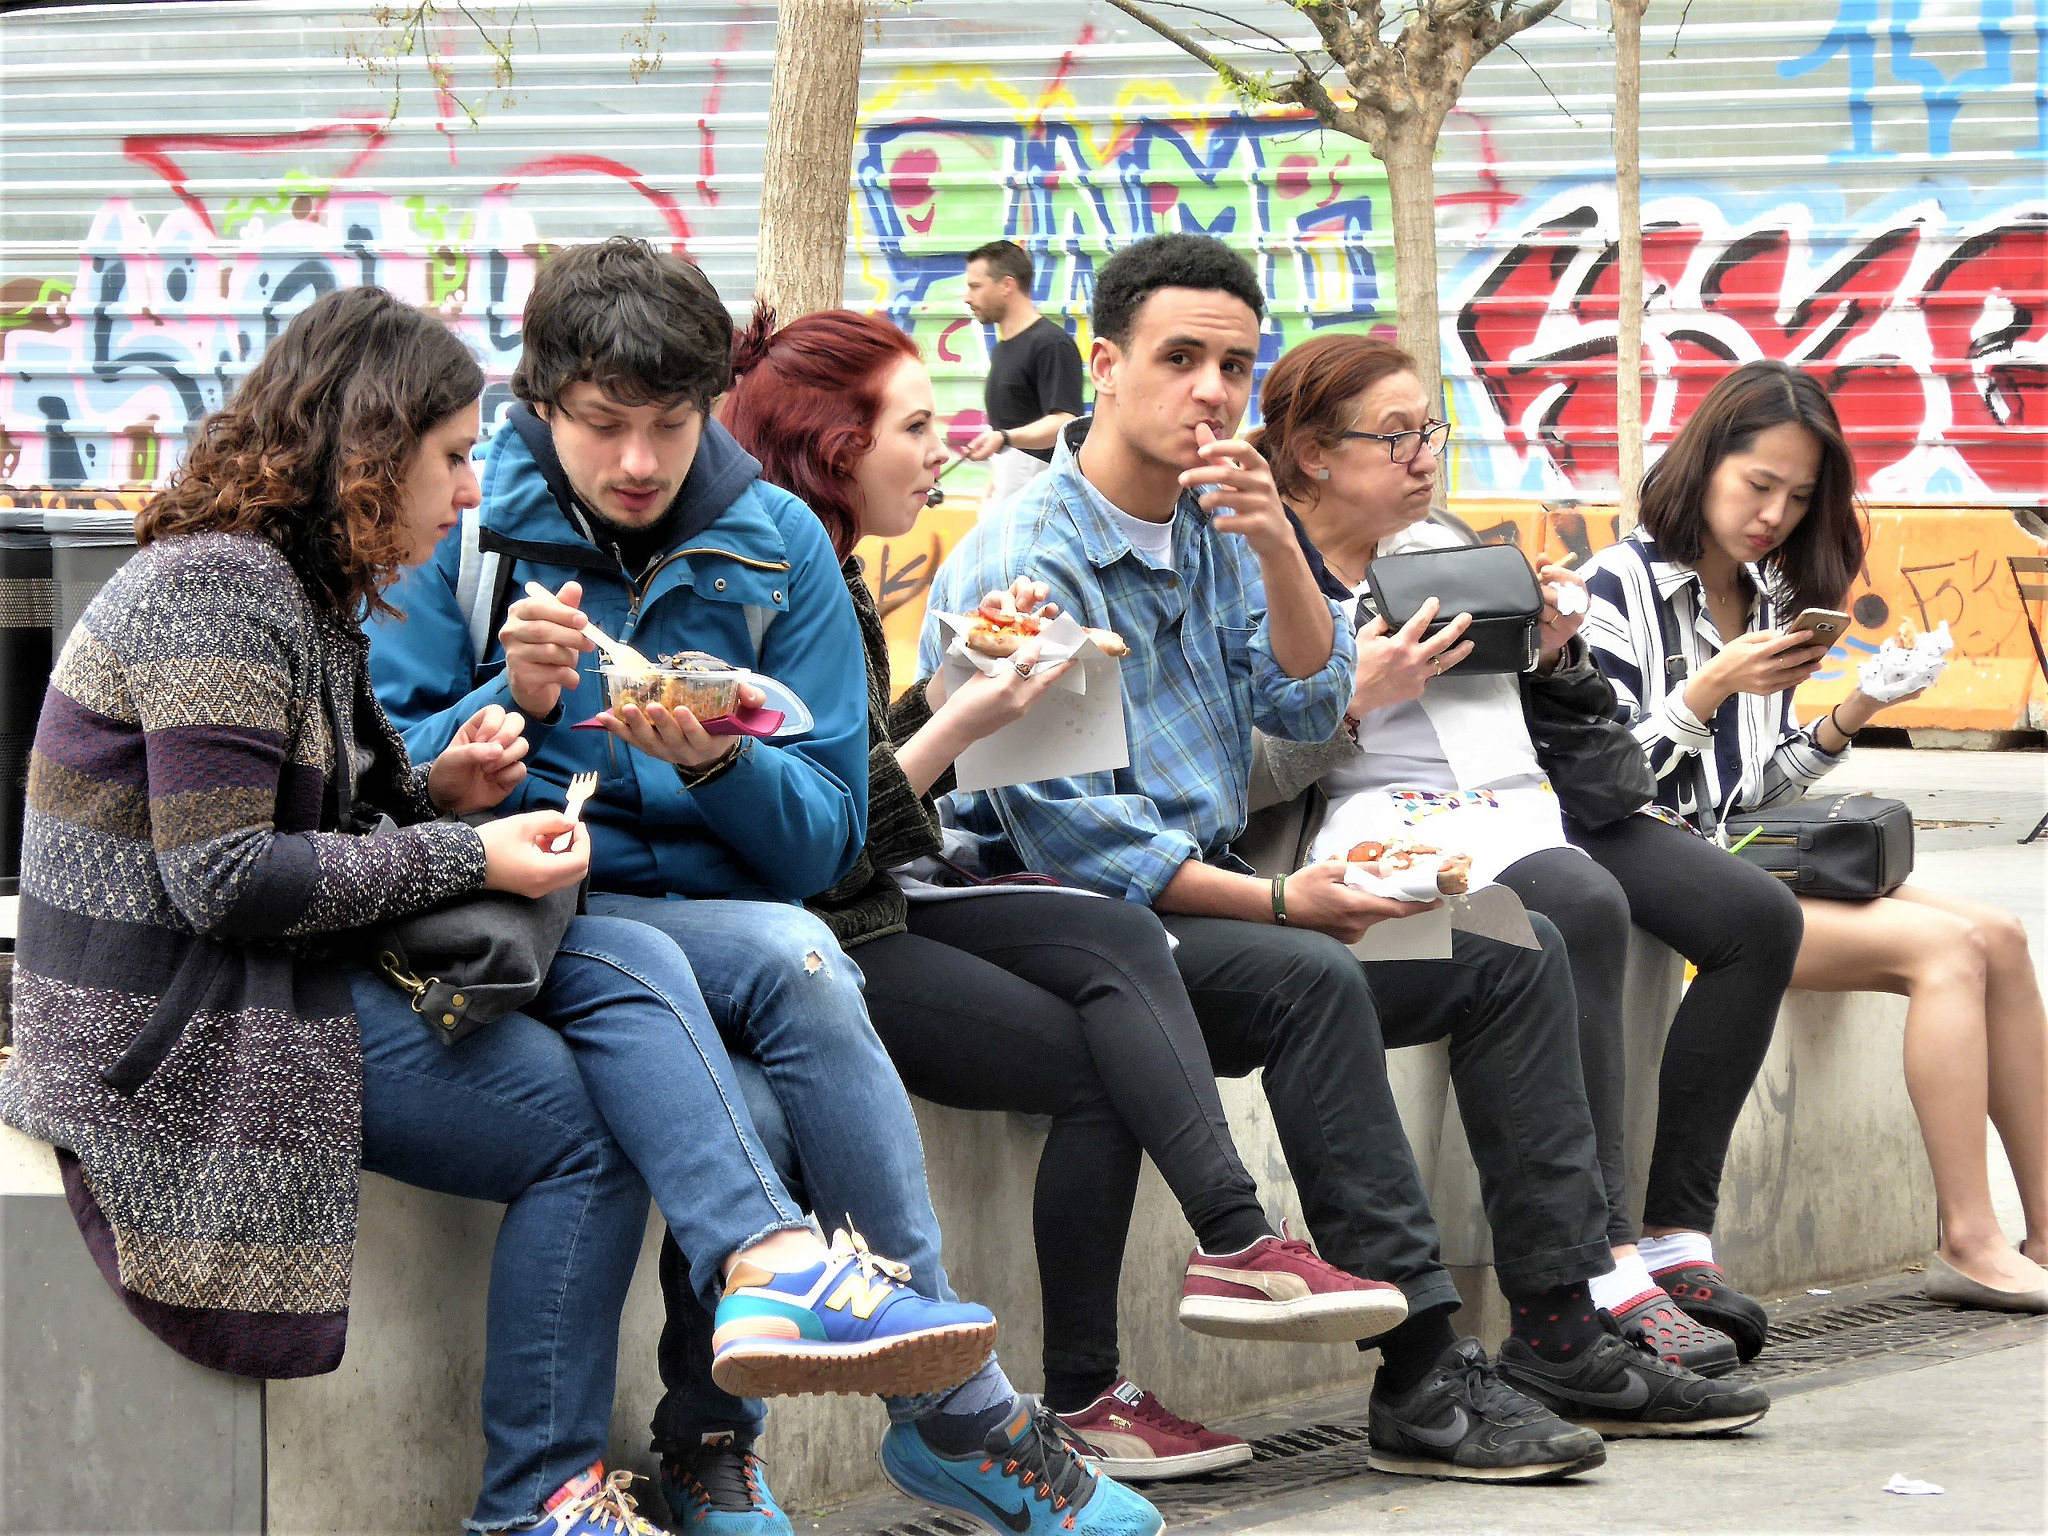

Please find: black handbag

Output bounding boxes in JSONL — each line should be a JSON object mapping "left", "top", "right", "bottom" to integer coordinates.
{"left": 1362, "top": 543, "right": 1543, "bottom": 675}
{"left": 1719, "top": 794, "right": 1914, "bottom": 899}
{"left": 1521, "top": 644, "right": 1657, "bottom": 829}
{"left": 365, "top": 814, "right": 584, "bottom": 1043}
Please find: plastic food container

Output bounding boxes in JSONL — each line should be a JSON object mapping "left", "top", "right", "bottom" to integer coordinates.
{"left": 600, "top": 661, "right": 742, "bottom": 721}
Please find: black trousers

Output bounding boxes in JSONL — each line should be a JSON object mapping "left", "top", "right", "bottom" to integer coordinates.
{"left": 852, "top": 892, "right": 1270, "bottom": 1397}
{"left": 1542, "top": 813, "right": 1804, "bottom": 1236}
{"left": 1160, "top": 912, "right": 1612, "bottom": 1318}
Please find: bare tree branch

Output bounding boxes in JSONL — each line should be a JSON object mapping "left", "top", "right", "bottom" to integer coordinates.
{"left": 1502, "top": 37, "right": 1581, "bottom": 123}
{"left": 1151, "top": 0, "right": 1333, "bottom": 79}
{"left": 1497, "top": 0, "right": 1566, "bottom": 44}
{"left": 1104, "top": 0, "right": 1347, "bottom": 123}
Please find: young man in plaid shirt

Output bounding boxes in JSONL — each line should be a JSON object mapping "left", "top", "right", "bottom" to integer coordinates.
{"left": 923, "top": 234, "right": 1769, "bottom": 1479}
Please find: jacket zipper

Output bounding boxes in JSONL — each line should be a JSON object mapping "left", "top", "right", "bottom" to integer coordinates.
{"left": 613, "top": 545, "right": 795, "bottom": 629}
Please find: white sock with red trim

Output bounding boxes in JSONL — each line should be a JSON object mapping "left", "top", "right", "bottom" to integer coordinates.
{"left": 1588, "top": 1251, "right": 1660, "bottom": 1313}
{"left": 1639, "top": 1230, "right": 1716, "bottom": 1274}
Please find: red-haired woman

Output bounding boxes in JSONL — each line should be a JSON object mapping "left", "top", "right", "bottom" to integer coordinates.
{"left": 708, "top": 307, "right": 1407, "bottom": 1503}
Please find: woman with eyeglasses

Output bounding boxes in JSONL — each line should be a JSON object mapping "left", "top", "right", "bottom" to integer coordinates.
{"left": 1246, "top": 334, "right": 1806, "bottom": 1375}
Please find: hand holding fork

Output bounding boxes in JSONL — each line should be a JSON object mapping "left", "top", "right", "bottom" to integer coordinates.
{"left": 551, "top": 770, "right": 598, "bottom": 854}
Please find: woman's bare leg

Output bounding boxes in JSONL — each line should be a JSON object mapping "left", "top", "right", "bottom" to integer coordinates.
{"left": 1792, "top": 893, "right": 2046, "bottom": 1294}
{"left": 1888, "top": 887, "right": 2048, "bottom": 1261}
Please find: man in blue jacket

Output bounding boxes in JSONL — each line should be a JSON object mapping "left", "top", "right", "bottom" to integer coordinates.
{"left": 371, "top": 239, "right": 1155, "bottom": 1536}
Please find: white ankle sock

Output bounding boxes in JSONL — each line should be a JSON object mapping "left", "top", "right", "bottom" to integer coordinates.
{"left": 1588, "top": 1252, "right": 1659, "bottom": 1312}
{"left": 1639, "top": 1231, "right": 1716, "bottom": 1273}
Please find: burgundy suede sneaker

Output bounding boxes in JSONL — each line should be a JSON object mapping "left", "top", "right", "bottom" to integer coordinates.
{"left": 1055, "top": 1378, "right": 1253, "bottom": 1482}
{"left": 1178, "top": 1231, "right": 1408, "bottom": 1343}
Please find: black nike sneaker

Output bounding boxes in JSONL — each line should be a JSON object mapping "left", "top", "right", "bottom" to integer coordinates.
{"left": 1368, "top": 1337, "right": 1607, "bottom": 1482}
{"left": 1498, "top": 1314, "right": 1771, "bottom": 1438}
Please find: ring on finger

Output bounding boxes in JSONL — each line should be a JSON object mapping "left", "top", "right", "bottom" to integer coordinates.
{"left": 1014, "top": 661, "right": 1036, "bottom": 679}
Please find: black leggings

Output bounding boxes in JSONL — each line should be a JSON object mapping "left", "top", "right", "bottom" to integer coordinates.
{"left": 854, "top": 891, "right": 1271, "bottom": 1408}
{"left": 1502, "top": 815, "right": 1803, "bottom": 1239}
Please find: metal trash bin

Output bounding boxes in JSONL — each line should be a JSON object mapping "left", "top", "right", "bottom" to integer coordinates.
{"left": 0, "top": 512, "right": 56, "bottom": 898}
{"left": 44, "top": 506, "right": 138, "bottom": 657}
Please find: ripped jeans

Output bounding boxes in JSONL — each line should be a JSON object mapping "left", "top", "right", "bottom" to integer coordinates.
{"left": 581, "top": 894, "right": 963, "bottom": 1449}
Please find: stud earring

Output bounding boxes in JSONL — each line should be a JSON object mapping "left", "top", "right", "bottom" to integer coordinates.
{"left": 1313, "top": 468, "right": 1331, "bottom": 481}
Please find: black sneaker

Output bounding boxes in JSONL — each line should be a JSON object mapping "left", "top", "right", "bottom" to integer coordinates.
{"left": 1498, "top": 1315, "right": 1770, "bottom": 1438}
{"left": 1368, "top": 1337, "right": 1607, "bottom": 1483}
{"left": 1652, "top": 1261, "right": 1770, "bottom": 1363}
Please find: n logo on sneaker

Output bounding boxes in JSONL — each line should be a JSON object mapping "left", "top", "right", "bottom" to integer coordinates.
{"left": 1187, "top": 1264, "right": 1311, "bottom": 1301}
{"left": 824, "top": 1271, "right": 893, "bottom": 1320}
{"left": 939, "top": 1471, "right": 1031, "bottom": 1533}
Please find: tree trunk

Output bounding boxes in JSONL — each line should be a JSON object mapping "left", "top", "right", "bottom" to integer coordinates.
{"left": 1379, "top": 121, "right": 1445, "bottom": 418}
{"left": 1614, "top": 1, "right": 1648, "bottom": 527}
{"left": 756, "top": 0, "right": 867, "bottom": 318}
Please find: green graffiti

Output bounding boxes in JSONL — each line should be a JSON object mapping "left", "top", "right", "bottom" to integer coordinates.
{"left": 221, "top": 170, "right": 333, "bottom": 237}
{"left": 0, "top": 277, "right": 74, "bottom": 334}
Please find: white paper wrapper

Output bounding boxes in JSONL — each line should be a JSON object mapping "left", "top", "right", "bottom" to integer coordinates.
{"left": 1550, "top": 580, "right": 1589, "bottom": 618}
{"left": 1857, "top": 620, "right": 1954, "bottom": 703}
{"left": 931, "top": 610, "right": 1099, "bottom": 695}
{"left": 1343, "top": 855, "right": 1455, "bottom": 904}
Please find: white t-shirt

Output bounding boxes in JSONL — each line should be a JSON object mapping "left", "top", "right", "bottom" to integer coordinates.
{"left": 1077, "top": 475, "right": 1174, "bottom": 568}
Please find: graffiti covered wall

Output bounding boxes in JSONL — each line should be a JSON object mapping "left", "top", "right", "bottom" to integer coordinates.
{"left": 1, "top": 0, "right": 2042, "bottom": 725}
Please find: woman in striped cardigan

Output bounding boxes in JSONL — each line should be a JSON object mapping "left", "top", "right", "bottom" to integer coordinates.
{"left": 1582, "top": 360, "right": 2046, "bottom": 1315}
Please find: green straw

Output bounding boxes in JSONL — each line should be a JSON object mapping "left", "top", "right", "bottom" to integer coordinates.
{"left": 1726, "top": 825, "right": 1765, "bottom": 855}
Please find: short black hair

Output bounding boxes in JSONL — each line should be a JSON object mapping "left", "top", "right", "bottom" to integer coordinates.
{"left": 1091, "top": 234, "right": 1264, "bottom": 348}
{"left": 967, "top": 239, "right": 1032, "bottom": 289}
{"left": 512, "top": 236, "right": 733, "bottom": 412}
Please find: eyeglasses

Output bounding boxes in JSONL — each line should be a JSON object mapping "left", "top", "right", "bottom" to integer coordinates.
{"left": 1338, "top": 420, "right": 1451, "bottom": 465}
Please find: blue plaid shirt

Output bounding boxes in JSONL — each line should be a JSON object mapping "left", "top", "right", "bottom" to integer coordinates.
{"left": 920, "top": 422, "right": 1354, "bottom": 904}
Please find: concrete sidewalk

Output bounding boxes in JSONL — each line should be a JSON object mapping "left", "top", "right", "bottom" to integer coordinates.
{"left": 1220, "top": 1327, "right": 2047, "bottom": 1535}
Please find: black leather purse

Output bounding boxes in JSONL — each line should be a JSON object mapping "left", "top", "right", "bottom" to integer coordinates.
{"left": 1521, "top": 645, "right": 1657, "bottom": 830}
{"left": 1718, "top": 794, "right": 1914, "bottom": 898}
{"left": 1363, "top": 543, "right": 1543, "bottom": 674}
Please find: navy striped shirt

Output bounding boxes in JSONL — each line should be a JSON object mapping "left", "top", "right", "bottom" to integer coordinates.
{"left": 1581, "top": 530, "right": 1845, "bottom": 826}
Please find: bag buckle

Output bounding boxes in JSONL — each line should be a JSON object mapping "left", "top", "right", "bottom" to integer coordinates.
{"left": 378, "top": 950, "right": 432, "bottom": 1013}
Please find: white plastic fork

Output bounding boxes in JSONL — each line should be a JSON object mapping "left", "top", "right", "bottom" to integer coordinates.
{"left": 551, "top": 770, "right": 598, "bottom": 854}
{"left": 523, "top": 581, "right": 653, "bottom": 673}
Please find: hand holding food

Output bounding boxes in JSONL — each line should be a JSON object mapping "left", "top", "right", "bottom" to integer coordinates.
{"left": 500, "top": 579, "right": 594, "bottom": 718}
{"left": 963, "top": 591, "right": 1129, "bottom": 659}
{"left": 598, "top": 649, "right": 764, "bottom": 770}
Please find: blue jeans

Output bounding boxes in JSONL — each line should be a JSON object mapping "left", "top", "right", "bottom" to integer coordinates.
{"left": 356, "top": 915, "right": 810, "bottom": 1530}
{"left": 583, "top": 893, "right": 960, "bottom": 1449}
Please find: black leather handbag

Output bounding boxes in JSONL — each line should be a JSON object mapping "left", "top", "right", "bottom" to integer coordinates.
{"left": 1363, "top": 543, "right": 1543, "bottom": 675}
{"left": 1719, "top": 794, "right": 1915, "bottom": 899}
{"left": 365, "top": 814, "right": 584, "bottom": 1044}
{"left": 1521, "top": 645, "right": 1657, "bottom": 829}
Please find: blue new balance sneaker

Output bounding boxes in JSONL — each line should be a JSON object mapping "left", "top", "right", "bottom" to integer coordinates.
{"left": 880, "top": 1401, "right": 1165, "bottom": 1536}
{"left": 711, "top": 1226, "right": 998, "bottom": 1399}
{"left": 657, "top": 1433, "right": 792, "bottom": 1535}
{"left": 508, "top": 1464, "right": 665, "bottom": 1535}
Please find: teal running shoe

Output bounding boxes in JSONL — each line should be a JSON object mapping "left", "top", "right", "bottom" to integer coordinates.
{"left": 880, "top": 1400, "right": 1165, "bottom": 1536}
{"left": 657, "top": 1433, "right": 792, "bottom": 1535}
{"left": 711, "top": 1226, "right": 997, "bottom": 1399}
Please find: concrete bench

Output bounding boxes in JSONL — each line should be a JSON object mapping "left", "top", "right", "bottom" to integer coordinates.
{"left": 1, "top": 932, "right": 1931, "bottom": 1532}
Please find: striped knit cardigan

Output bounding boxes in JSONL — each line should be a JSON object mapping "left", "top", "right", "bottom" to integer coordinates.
{"left": 805, "top": 559, "right": 948, "bottom": 949}
{"left": 0, "top": 531, "right": 486, "bottom": 1378}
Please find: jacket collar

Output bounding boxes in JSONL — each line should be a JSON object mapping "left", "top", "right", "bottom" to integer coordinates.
{"left": 1045, "top": 416, "right": 1206, "bottom": 572}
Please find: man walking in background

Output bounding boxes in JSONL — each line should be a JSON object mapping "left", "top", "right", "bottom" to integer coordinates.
{"left": 959, "top": 239, "right": 1085, "bottom": 515}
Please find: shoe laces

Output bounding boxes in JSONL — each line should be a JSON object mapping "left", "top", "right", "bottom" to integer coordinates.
{"left": 1116, "top": 1385, "right": 1207, "bottom": 1438}
{"left": 552, "top": 1469, "right": 660, "bottom": 1535}
{"left": 1443, "top": 1348, "right": 1534, "bottom": 1421}
{"left": 828, "top": 1223, "right": 913, "bottom": 1288}
{"left": 669, "top": 1440, "right": 767, "bottom": 1516}
{"left": 985, "top": 1405, "right": 1097, "bottom": 1521}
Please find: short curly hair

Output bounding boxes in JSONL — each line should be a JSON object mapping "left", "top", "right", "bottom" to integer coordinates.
{"left": 512, "top": 236, "right": 733, "bottom": 413}
{"left": 135, "top": 286, "right": 481, "bottom": 618}
{"left": 1090, "top": 234, "right": 1265, "bottom": 348}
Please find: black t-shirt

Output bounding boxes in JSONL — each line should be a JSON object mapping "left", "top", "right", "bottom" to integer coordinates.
{"left": 984, "top": 317, "right": 1085, "bottom": 462}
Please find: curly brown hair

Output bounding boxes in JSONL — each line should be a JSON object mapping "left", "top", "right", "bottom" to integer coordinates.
{"left": 136, "top": 286, "right": 483, "bottom": 617}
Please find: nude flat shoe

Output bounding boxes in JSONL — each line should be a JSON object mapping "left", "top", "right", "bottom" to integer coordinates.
{"left": 1923, "top": 1251, "right": 2048, "bottom": 1314}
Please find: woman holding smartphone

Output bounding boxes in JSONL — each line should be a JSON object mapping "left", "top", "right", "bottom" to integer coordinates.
{"left": 1581, "top": 359, "right": 2047, "bottom": 1313}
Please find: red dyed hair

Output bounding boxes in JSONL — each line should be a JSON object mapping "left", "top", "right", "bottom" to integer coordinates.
{"left": 719, "top": 304, "right": 921, "bottom": 560}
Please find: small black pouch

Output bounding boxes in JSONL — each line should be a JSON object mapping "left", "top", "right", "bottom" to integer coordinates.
{"left": 1363, "top": 543, "right": 1543, "bottom": 675}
